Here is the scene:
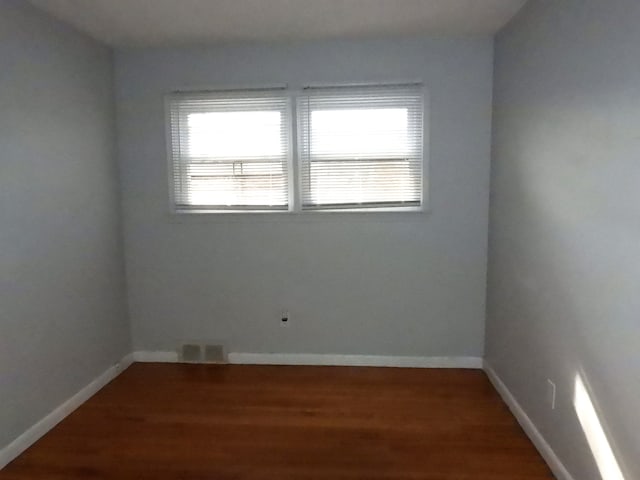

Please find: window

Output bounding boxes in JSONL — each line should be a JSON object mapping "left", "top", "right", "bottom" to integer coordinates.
{"left": 298, "top": 85, "right": 423, "bottom": 210}
{"left": 168, "top": 90, "right": 291, "bottom": 211}
{"left": 167, "top": 84, "right": 424, "bottom": 213}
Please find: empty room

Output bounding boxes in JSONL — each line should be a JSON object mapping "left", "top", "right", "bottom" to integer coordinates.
{"left": 0, "top": 0, "right": 637, "bottom": 478}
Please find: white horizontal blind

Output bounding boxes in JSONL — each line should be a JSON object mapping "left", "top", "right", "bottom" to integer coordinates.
{"left": 298, "top": 84, "right": 423, "bottom": 210}
{"left": 168, "top": 90, "right": 290, "bottom": 211}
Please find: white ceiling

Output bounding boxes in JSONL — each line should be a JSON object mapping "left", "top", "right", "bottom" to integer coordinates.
{"left": 28, "top": 0, "right": 528, "bottom": 48}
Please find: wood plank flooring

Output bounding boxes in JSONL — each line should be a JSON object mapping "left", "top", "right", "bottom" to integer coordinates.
{"left": 0, "top": 363, "right": 553, "bottom": 479}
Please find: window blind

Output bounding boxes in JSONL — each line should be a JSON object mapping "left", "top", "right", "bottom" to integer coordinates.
{"left": 297, "top": 84, "right": 423, "bottom": 210}
{"left": 168, "top": 91, "right": 291, "bottom": 211}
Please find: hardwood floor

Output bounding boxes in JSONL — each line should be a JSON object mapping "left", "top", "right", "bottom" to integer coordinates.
{"left": 1, "top": 363, "right": 553, "bottom": 479}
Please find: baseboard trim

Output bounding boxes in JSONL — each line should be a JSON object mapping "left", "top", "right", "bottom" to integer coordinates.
{"left": 483, "top": 360, "right": 576, "bottom": 480}
{"left": 132, "top": 351, "right": 482, "bottom": 369}
{"left": 132, "top": 350, "right": 179, "bottom": 363}
{"left": 229, "top": 353, "right": 483, "bottom": 368}
{"left": 0, "top": 353, "right": 134, "bottom": 471}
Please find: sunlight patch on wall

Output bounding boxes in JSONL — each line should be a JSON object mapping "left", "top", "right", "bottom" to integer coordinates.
{"left": 574, "top": 375, "right": 625, "bottom": 480}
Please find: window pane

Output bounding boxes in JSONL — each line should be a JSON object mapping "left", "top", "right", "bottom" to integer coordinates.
{"left": 310, "top": 108, "right": 409, "bottom": 158}
{"left": 186, "top": 161, "right": 287, "bottom": 207}
{"left": 188, "top": 111, "right": 283, "bottom": 159}
{"left": 169, "top": 92, "right": 290, "bottom": 211}
{"left": 308, "top": 159, "right": 418, "bottom": 206}
{"left": 299, "top": 85, "right": 424, "bottom": 210}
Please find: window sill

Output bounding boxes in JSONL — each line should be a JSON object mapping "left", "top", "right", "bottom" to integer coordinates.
{"left": 166, "top": 206, "right": 430, "bottom": 224}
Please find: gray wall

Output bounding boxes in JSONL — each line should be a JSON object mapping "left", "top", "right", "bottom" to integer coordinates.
{"left": 0, "top": 0, "right": 130, "bottom": 449}
{"left": 115, "top": 37, "right": 493, "bottom": 356}
{"left": 487, "top": 1, "right": 640, "bottom": 478}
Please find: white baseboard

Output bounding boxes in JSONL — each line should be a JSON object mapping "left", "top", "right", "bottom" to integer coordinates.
{"left": 132, "top": 351, "right": 482, "bottom": 369}
{"left": 132, "top": 350, "right": 179, "bottom": 363}
{"left": 228, "top": 353, "right": 483, "bottom": 368}
{"left": 0, "top": 353, "right": 134, "bottom": 471}
{"left": 483, "top": 360, "right": 576, "bottom": 480}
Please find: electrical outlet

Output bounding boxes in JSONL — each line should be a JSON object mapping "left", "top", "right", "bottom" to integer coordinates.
{"left": 547, "top": 379, "right": 556, "bottom": 410}
{"left": 281, "top": 311, "right": 290, "bottom": 326}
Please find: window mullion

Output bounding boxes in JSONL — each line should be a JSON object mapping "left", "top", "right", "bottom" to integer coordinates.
{"left": 288, "top": 94, "right": 300, "bottom": 212}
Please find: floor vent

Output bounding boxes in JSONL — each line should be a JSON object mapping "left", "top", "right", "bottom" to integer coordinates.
{"left": 180, "top": 344, "right": 202, "bottom": 363}
{"left": 204, "top": 344, "right": 225, "bottom": 363}
{"left": 179, "top": 343, "right": 227, "bottom": 364}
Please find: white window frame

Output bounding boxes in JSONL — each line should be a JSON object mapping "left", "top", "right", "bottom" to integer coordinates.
{"left": 297, "top": 84, "right": 424, "bottom": 212}
{"left": 166, "top": 83, "right": 426, "bottom": 214}
{"left": 166, "top": 88, "right": 293, "bottom": 213}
